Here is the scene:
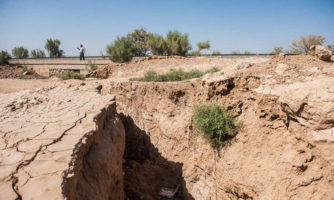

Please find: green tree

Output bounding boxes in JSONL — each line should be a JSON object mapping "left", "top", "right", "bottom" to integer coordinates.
{"left": 106, "top": 36, "right": 134, "bottom": 63}
{"left": 197, "top": 40, "right": 210, "bottom": 54}
{"left": 31, "top": 49, "right": 46, "bottom": 58}
{"left": 165, "top": 30, "right": 191, "bottom": 56}
{"left": 327, "top": 45, "right": 334, "bottom": 54}
{"left": 231, "top": 50, "right": 240, "bottom": 54}
{"left": 212, "top": 50, "right": 221, "bottom": 55}
{"left": 244, "top": 50, "right": 251, "bottom": 54}
{"left": 289, "top": 34, "right": 326, "bottom": 54}
{"left": 127, "top": 28, "right": 149, "bottom": 56}
{"left": 146, "top": 33, "right": 167, "bottom": 56}
{"left": 44, "top": 38, "right": 64, "bottom": 57}
{"left": 0, "top": 51, "right": 11, "bottom": 64}
{"left": 269, "top": 46, "right": 283, "bottom": 54}
{"left": 12, "top": 46, "right": 28, "bottom": 58}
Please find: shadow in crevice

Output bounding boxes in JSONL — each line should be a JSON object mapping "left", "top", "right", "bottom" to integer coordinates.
{"left": 120, "top": 114, "right": 194, "bottom": 200}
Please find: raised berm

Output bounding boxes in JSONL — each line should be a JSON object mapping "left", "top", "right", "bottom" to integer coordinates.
{"left": 0, "top": 54, "right": 333, "bottom": 200}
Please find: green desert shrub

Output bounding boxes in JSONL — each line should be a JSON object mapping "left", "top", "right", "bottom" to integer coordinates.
{"left": 231, "top": 50, "right": 241, "bottom": 54}
{"left": 197, "top": 40, "right": 210, "bottom": 54}
{"left": 289, "top": 34, "right": 326, "bottom": 54}
{"left": 57, "top": 71, "right": 85, "bottom": 80}
{"left": 244, "top": 50, "right": 251, "bottom": 54}
{"left": 146, "top": 33, "right": 168, "bottom": 56}
{"left": 212, "top": 50, "right": 221, "bottom": 55}
{"left": 0, "top": 51, "right": 11, "bottom": 64}
{"left": 31, "top": 49, "right": 46, "bottom": 58}
{"left": 193, "top": 104, "right": 240, "bottom": 147}
{"left": 45, "top": 38, "right": 64, "bottom": 57}
{"left": 127, "top": 28, "right": 149, "bottom": 56}
{"left": 12, "top": 46, "right": 29, "bottom": 58}
{"left": 269, "top": 46, "right": 283, "bottom": 54}
{"left": 106, "top": 36, "right": 134, "bottom": 63}
{"left": 130, "top": 67, "right": 219, "bottom": 82}
{"left": 165, "top": 30, "right": 191, "bottom": 56}
{"left": 87, "top": 62, "right": 98, "bottom": 72}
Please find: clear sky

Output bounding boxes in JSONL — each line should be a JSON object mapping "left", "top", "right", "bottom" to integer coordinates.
{"left": 0, "top": 0, "right": 333, "bottom": 56}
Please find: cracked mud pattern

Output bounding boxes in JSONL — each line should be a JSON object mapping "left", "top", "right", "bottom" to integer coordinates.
{"left": 0, "top": 81, "right": 117, "bottom": 200}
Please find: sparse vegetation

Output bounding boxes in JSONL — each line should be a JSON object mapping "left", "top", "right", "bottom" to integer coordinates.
{"left": 244, "top": 50, "right": 251, "bottom": 54}
{"left": 57, "top": 71, "right": 85, "bottom": 80}
{"left": 0, "top": 51, "right": 11, "bottom": 64}
{"left": 146, "top": 33, "right": 167, "bottom": 56}
{"left": 232, "top": 50, "right": 241, "bottom": 54}
{"left": 31, "top": 49, "right": 46, "bottom": 58}
{"left": 45, "top": 38, "right": 64, "bottom": 57}
{"left": 87, "top": 62, "right": 98, "bottom": 72}
{"left": 327, "top": 45, "right": 334, "bottom": 54}
{"left": 289, "top": 34, "right": 326, "bottom": 54}
{"left": 192, "top": 104, "right": 240, "bottom": 147}
{"left": 12, "top": 46, "right": 29, "bottom": 58}
{"left": 269, "top": 46, "right": 283, "bottom": 54}
{"left": 106, "top": 36, "right": 134, "bottom": 63}
{"left": 165, "top": 30, "right": 191, "bottom": 56}
{"left": 127, "top": 28, "right": 149, "bottom": 56}
{"left": 197, "top": 40, "right": 210, "bottom": 55}
{"left": 212, "top": 50, "right": 221, "bottom": 55}
{"left": 130, "top": 67, "right": 219, "bottom": 82}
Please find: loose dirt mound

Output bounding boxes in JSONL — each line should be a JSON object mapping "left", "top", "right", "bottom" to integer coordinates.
{"left": 0, "top": 65, "right": 44, "bottom": 79}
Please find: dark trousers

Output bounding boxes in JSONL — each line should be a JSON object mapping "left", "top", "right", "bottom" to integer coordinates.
{"left": 80, "top": 52, "right": 85, "bottom": 60}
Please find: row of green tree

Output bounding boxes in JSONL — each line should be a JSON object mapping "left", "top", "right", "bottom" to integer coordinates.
{"left": 1, "top": 32, "right": 333, "bottom": 64}
{"left": 106, "top": 28, "right": 216, "bottom": 62}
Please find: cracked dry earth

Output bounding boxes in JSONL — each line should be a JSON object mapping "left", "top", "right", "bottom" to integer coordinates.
{"left": 0, "top": 55, "right": 334, "bottom": 200}
{"left": 0, "top": 82, "right": 125, "bottom": 200}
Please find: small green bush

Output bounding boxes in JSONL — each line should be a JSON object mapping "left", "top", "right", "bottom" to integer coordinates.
{"left": 212, "top": 50, "right": 221, "bottom": 55}
{"left": 106, "top": 36, "right": 134, "bottom": 63}
{"left": 0, "top": 51, "right": 11, "bottom": 64}
{"left": 193, "top": 104, "right": 240, "bottom": 147}
{"left": 146, "top": 33, "right": 168, "bottom": 56}
{"left": 165, "top": 30, "right": 191, "bottom": 56}
{"left": 45, "top": 38, "right": 64, "bottom": 57}
{"left": 57, "top": 71, "right": 85, "bottom": 80}
{"left": 12, "top": 46, "right": 29, "bottom": 58}
{"left": 87, "top": 62, "right": 98, "bottom": 72}
{"left": 130, "top": 67, "right": 219, "bottom": 82}
{"left": 31, "top": 49, "right": 46, "bottom": 58}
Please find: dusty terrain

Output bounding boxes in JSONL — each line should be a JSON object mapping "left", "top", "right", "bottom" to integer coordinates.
{"left": 0, "top": 55, "right": 333, "bottom": 200}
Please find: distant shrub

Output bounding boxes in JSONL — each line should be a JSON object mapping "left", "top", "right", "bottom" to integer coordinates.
{"left": 106, "top": 36, "right": 134, "bottom": 63}
{"left": 146, "top": 33, "right": 168, "bottom": 56}
{"left": 165, "top": 30, "right": 191, "bottom": 56}
{"left": 327, "top": 45, "right": 334, "bottom": 54}
{"left": 57, "top": 71, "right": 85, "bottom": 80}
{"left": 244, "top": 50, "right": 251, "bottom": 54}
{"left": 12, "top": 46, "right": 29, "bottom": 58}
{"left": 289, "top": 34, "right": 326, "bottom": 54}
{"left": 187, "top": 51, "right": 201, "bottom": 56}
{"left": 197, "top": 40, "right": 210, "bottom": 54}
{"left": 0, "top": 51, "right": 11, "bottom": 64}
{"left": 130, "top": 67, "right": 219, "bottom": 82}
{"left": 192, "top": 104, "right": 240, "bottom": 147}
{"left": 212, "top": 50, "right": 221, "bottom": 55}
{"left": 87, "top": 62, "right": 98, "bottom": 72}
{"left": 232, "top": 50, "right": 241, "bottom": 54}
{"left": 45, "top": 38, "right": 64, "bottom": 57}
{"left": 31, "top": 49, "right": 46, "bottom": 58}
{"left": 269, "top": 46, "right": 283, "bottom": 54}
{"left": 127, "top": 28, "right": 149, "bottom": 56}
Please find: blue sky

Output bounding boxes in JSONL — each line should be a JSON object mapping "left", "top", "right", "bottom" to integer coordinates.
{"left": 0, "top": 0, "right": 333, "bottom": 56}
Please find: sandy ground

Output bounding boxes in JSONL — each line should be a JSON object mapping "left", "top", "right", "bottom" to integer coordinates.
{"left": 0, "top": 79, "right": 57, "bottom": 93}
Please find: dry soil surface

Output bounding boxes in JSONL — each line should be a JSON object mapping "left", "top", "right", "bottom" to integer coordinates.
{"left": 1, "top": 55, "right": 334, "bottom": 200}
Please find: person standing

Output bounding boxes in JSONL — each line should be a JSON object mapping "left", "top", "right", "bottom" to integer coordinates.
{"left": 77, "top": 44, "right": 85, "bottom": 60}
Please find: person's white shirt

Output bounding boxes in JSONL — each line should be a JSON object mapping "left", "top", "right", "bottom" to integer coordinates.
{"left": 79, "top": 47, "right": 85, "bottom": 53}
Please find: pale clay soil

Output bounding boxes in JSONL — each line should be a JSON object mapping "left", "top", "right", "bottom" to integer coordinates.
{"left": 1, "top": 55, "right": 334, "bottom": 200}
